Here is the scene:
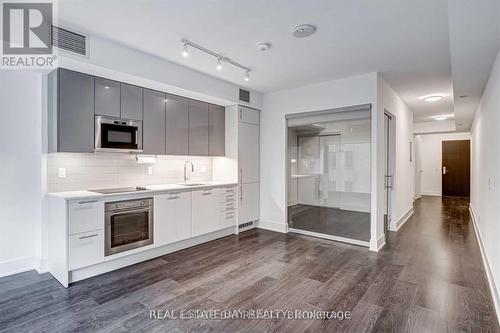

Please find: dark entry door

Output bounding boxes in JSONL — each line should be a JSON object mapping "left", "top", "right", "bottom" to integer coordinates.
{"left": 442, "top": 140, "right": 470, "bottom": 197}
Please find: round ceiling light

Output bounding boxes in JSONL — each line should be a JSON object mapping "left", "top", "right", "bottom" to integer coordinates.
{"left": 293, "top": 24, "right": 317, "bottom": 38}
{"left": 421, "top": 94, "right": 444, "bottom": 102}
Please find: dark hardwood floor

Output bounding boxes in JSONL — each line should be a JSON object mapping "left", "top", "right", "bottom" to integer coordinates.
{"left": 0, "top": 196, "right": 498, "bottom": 332}
{"left": 288, "top": 204, "right": 370, "bottom": 241}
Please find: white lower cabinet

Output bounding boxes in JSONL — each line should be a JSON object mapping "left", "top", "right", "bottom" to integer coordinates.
{"left": 239, "top": 182, "right": 259, "bottom": 224}
{"left": 192, "top": 188, "right": 220, "bottom": 236}
{"left": 154, "top": 191, "right": 192, "bottom": 246}
{"left": 69, "top": 230, "right": 104, "bottom": 270}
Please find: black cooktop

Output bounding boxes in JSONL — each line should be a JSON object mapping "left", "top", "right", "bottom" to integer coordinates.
{"left": 89, "top": 186, "right": 148, "bottom": 194}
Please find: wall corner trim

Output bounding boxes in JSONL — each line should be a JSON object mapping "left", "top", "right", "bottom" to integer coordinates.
{"left": 369, "top": 234, "right": 386, "bottom": 252}
{"left": 469, "top": 204, "right": 500, "bottom": 326}
{"left": 257, "top": 220, "right": 288, "bottom": 233}
{"left": 389, "top": 206, "right": 414, "bottom": 232}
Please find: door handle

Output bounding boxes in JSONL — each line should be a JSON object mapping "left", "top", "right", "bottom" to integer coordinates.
{"left": 385, "top": 175, "right": 393, "bottom": 189}
{"left": 239, "top": 168, "right": 242, "bottom": 184}
{"left": 442, "top": 166, "right": 448, "bottom": 175}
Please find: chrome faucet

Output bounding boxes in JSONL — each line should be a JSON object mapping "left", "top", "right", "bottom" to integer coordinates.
{"left": 184, "top": 160, "right": 194, "bottom": 182}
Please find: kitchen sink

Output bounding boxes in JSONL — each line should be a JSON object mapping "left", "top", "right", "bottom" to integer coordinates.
{"left": 177, "top": 183, "right": 204, "bottom": 187}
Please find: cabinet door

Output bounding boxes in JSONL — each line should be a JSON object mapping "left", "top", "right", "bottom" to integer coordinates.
{"left": 192, "top": 188, "right": 220, "bottom": 236}
{"left": 154, "top": 191, "right": 192, "bottom": 247}
{"left": 166, "top": 93, "right": 189, "bottom": 155}
{"left": 239, "top": 182, "right": 259, "bottom": 224}
{"left": 95, "top": 77, "right": 120, "bottom": 117}
{"left": 143, "top": 89, "right": 166, "bottom": 154}
{"left": 239, "top": 105, "right": 259, "bottom": 125}
{"left": 209, "top": 104, "right": 225, "bottom": 156}
{"left": 57, "top": 69, "right": 95, "bottom": 153}
{"left": 120, "top": 83, "right": 143, "bottom": 120}
{"left": 238, "top": 122, "right": 259, "bottom": 183}
{"left": 188, "top": 100, "right": 209, "bottom": 156}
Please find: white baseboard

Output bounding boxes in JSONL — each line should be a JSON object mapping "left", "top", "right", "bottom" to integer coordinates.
{"left": 257, "top": 219, "right": 288, "bottom": 233}
{"left": 389, "top": 206, "right": 414, "bottom": 232}
{"left": 422, "top": 191, "right": 441, "bottom": 196}
{"left": 369, "top": 233, "right": 385, "bottom": 252}
{"left": 0, "top": 256, "right": 39, "bottom": 278}
{"left": 469, "top": 205, "right": 500, "bottom": 326}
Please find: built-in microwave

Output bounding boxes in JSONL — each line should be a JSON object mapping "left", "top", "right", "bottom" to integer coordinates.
{"left": 95, "top": 116, "right": 143, "bottom": 152}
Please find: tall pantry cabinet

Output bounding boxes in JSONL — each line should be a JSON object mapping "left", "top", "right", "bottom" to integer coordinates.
{"left": 225, "top": 105, "right": 260, "bottom": 229}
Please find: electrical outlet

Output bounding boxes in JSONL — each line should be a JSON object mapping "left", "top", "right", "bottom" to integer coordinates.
{"left": 58, "top": 168, "right": 66, "bottom": 178}
{"left": 147, "top": 166, "right": 153, "bottom": 175}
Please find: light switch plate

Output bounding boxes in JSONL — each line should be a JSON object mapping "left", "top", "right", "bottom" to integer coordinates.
{"left": 58, "top": 168, "right": 66, "bottom": 178}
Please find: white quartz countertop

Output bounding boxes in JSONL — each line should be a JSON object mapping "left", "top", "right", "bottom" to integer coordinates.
{"left": 47, "top": 181, "right": 237, "bottom": 200}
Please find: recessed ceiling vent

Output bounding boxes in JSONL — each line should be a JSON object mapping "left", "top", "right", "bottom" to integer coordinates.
{"left": 51, "top": 26, "right": 88, "bottom": 57}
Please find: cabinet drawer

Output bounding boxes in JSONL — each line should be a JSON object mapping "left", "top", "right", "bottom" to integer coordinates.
{"left": 69, "top": 200, "right": 104, "bottom": 235}
{"left": 69, "top": 230, "right": 104, "bottom": 270}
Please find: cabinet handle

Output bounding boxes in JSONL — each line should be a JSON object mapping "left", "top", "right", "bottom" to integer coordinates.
{"left": 239, "top": 169, "right": 242, "bottom": 184}
{"left": 240, "top": 186, "right": 243, "bottom": 202}
{"left": 79, "top": 234, "right": 98, "bottom": 240}
{"left": 77, "top": 200, "right": 98, "bottom": 205}
{"left": 168, "top": 196, "right": 180, "bottom": 200}
{"left": 202, "top": 191, "right": 212, "bottom": 196}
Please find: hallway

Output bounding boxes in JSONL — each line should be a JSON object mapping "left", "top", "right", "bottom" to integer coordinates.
{"left": 0, "top": 197, "right": 498, "bottom": 332}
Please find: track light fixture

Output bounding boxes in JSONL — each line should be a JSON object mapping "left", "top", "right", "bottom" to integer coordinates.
{"left": 180, "top": 39, "right": 251, "bottom": 82}
{"left": 182, "top": 42, "right": 189, "bottom": 57}
{"left": 216, "top": 58, "right": 223, "bottom": 70}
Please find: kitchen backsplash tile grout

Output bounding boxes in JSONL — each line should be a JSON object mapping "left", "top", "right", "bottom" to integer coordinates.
{"left": 47, "top": 153, "right": 213, "bottom": 192}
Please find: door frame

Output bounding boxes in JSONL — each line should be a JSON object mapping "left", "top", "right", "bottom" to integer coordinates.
{"left": 383, "top": 110, "right": 396, "bottom": 233}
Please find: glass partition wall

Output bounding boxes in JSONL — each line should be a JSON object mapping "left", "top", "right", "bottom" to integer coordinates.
{"left": 287, "top": 109, "right": 371, "bottom": 246}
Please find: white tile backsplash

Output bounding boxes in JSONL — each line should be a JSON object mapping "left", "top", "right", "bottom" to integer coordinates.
{"left": 47, "top": 153, "right": 213, "bottom": 192}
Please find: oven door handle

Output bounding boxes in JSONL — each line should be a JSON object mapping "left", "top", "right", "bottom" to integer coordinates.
{"left": 106, "top": 207, "right": 151, "bottom": 215}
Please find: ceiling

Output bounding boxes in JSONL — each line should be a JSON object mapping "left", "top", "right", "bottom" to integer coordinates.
{"left": 58, "top": 0, "right": 499, "bottom": 129}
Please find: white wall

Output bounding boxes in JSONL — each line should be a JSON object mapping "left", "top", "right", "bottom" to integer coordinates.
{"left": 260, "top": 72, "right": 379, "bottom": 245}
{"left": 0, "top": 71, "right": 43, "bottom": 277}
{"left": 417, "top": 132, "right": 471, "bottom": 196}
{"left": 470, "top": 47, "right": 500, "bottom": 316}
{"left": 377, "top": 75, "right": 415, "bottom": 232}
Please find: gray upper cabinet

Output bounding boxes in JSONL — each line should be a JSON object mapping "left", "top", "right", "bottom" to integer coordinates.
{"left": 52, "top": 68, "right": 95, "bottom": 153}
{"left": 120, "top": 84, "right": 143, "bottom": 120}
{"left": 166, "top": 93, "right": 189, "bottom": 155}
{"left": 143, "top": 89, "right": 166, "bottom": 154}
{"left": 209, "top": 104, "right": 225, "bottom": 156}
{"left": 188, "top": 100, "right": 209, "bottom": 156}
{"left": 95, "top": 77, "right": 120, "bottom": 118}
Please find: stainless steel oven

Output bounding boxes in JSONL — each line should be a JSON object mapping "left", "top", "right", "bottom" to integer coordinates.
{"left": 105, "top": 198, "right": 153, "bottom": 256}
{"left": 95, "top": 116, "right": 143, "bottom": 152}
